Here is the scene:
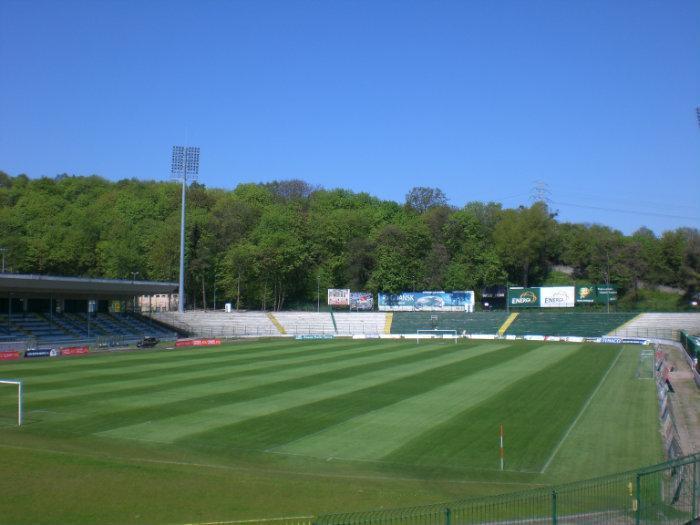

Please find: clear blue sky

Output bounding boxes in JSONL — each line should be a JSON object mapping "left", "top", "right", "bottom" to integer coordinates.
{"left": 1, "top": 0, "right": 699, "bottom": 235}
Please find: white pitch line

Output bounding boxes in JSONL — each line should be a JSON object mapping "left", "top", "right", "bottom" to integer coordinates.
{"left": 539, "top": 345, "right": 624, "bottom": 474}
{"left": 0, "top": 443, "right": 544, "bottom": 488}
{"left": 181, "top": 517, "right": 313, "bottom": 525}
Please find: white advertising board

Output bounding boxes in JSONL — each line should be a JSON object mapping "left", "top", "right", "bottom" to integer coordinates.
{"left": 327, "top": 288, "right": 350, "bottom": 306}
{"left": 540, "top": 286, "right": 575, "bottom": 308}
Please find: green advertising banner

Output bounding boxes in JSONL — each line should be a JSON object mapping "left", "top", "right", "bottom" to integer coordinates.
{"left": 596, "top": 285, "right": 618, "bottom": 303}
{"left": 575, "top": 285, "right": 617, "bottom": 304}
{"left": 508, "top": 287, "right": 540, "bottom": 307}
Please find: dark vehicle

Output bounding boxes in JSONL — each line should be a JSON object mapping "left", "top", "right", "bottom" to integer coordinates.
{"left": 136, "top": 336, "right": 159, "bottom": 348}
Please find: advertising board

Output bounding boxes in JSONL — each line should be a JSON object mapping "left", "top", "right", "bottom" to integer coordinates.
{"left": 61, "top": 346, "right": 90, "bottom": 356}
{"left": 508, "top": 287, "right": 540, "bottom": 308}
{"left": 327, "top": 289, "right": 350, "bottom": 306}
{"left": 350, "top": 292, "right": 374, "bottom": 311}
{"left": 540, "top": 286, "right": 575, "bottom": 308}
{"left": 0, "top": 351, "right": 20, "bottom": 361}
{"left": 576, "top": 285, "right": 618, "bottom": 304}
{"left": 175, "top": 339, "right": 221, "bottom": 347}
{"left": 25, "top": 348, "right": 58, "bottom": 358}
{"left": 378, "top": 291, "right": 474, "bottom": 311}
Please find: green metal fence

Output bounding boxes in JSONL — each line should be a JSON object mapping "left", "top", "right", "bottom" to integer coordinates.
{"left": 314, "top": 454, "right": 700, "bottom": 525}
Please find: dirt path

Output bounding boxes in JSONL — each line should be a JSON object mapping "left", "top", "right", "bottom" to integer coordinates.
{"left": 663, "top": 343, "right": 700, "bottom": 454}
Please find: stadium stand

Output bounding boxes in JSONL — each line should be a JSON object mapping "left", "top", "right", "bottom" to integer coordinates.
{"left": 504, "top": 311, "right": 637, "bottom": 337}
{"left": 152, "top": 310, "right": 280, "bottom": 337}
{"left": 0, "top": 312, "right": 175, "bottom": 343}
{"left": 332, "top": 312, "right": 387, "bottom": 336}
{"left": 273, "top": 312, "right": 336, "bottom": 335}
{"left": 608, "top": 313, "right": 700, "bottom": 339}
{"left": 390, "top": 311, "right": 510, "bottom": 335}
{"left": 149, "top": 309, "right": 700, "bottom": 341}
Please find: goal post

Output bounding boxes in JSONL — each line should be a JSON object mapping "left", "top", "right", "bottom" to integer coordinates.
{"left": 416, "top": 329, "right": 459, "bottom": 343}
{"left": 0, "top": 379, "right": 23, "bottom": 426}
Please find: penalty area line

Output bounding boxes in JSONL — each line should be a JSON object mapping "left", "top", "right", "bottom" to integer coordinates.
{"left": 539, "top": 345, "right": 624, "bottom": 474}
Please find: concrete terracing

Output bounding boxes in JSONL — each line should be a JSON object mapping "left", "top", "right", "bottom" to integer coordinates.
{"left": 608, "top": 313, "right": 700, "bottom": 339}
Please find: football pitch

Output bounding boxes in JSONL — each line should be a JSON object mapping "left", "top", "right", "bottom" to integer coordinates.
{"left": 0, "top": 339, "right": 662, "bottom": 524}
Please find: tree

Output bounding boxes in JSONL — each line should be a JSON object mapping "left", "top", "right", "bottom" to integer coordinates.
{"left": 493, "top": 202, "right": 554, "bottom": 286}
{"left": 405, "top": 187, "right": 448, "bottom": 213}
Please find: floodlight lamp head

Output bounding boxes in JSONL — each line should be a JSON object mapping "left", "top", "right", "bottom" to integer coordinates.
{"left": 171, "top": 145, "right": 200, "bottom": 181}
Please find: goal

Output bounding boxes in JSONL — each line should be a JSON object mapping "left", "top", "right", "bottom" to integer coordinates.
{"left": 416, "top": 329, "right": 459, "bottom": 343}
{"left": 0, "top": 379, "right": 23, "bottom": 426}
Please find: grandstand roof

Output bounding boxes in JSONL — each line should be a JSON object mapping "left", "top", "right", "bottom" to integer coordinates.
{"left": 0, "top": 273, "right": 177, "bottom": 299}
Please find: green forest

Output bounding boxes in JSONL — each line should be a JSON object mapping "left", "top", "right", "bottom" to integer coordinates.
{"left": 0, "top": 172, "right": 698, "bottom": 311}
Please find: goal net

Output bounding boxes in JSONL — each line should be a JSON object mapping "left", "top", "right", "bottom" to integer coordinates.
{"left": 416, "top": 329, "right": 459, "bottom": 343}
{"left": 636, "top": 349, "right": 655, "bottom": 379}
{"left": 0, "top": 379, "right": 23, "bottom": 426}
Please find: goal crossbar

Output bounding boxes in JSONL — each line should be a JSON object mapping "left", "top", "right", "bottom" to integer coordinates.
{"left": 0, "top": 379, "right": 23, "bottom": 426}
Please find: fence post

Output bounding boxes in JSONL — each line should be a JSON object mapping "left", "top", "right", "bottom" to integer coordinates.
{"left": 444, "top": 506, "right": 451, "bottom": 525}
{"left": 693, "top": 458, "right": 698, "bottom": 521}
{"left": 551, "top": 489, "right": 557, "bottom": 525}
{"left": 635, "top": 473, "right": 641, "bottom": 525}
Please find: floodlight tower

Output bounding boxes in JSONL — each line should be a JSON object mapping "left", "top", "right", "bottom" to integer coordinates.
{"left": 171, "top": 146, "right": 200, "bottom": 313}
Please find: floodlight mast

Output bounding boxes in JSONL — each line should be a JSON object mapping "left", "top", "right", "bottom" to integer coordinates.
{"left": 171, "top": 146, "right": 200, "bottom": 314}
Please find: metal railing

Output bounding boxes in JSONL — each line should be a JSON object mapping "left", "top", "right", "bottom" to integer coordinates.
{"left": 609, "top": 327, "right": 683, "bottom": 341}
{"left": 314, "top": 454, "right": 700, "bottom": 525}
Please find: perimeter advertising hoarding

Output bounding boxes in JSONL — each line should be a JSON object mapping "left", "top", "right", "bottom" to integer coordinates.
{"left": 540, "top": 286, "right": 575, "bottom": 308}
{"left": 576, "top": 285, "right": 618, "bottom": 304}
{"left": 24, "top": 348, "right": 58, "bottom": 358}
{"left": 61, "top": 346, "right": 90, "bottom": 356}
{"left": 508, "top": 287, "right": 540, "bottom": 308}
{"left": 175, "top": 339, "right": 221, "bottom": 347}
{"left": 327, "top": 289, "right": 350, "bottom": 306}
{"left": 0, "top": 351, "right": 20, "bottom": 361}
{"left": 378, "top": 291, "right": 474, "bottom": 311}
{"left": 350, "top": 292, "right": 373, "bottom": 311}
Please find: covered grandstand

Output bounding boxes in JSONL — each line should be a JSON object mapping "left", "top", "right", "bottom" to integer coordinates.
{"left": 0, "top": 273, "right": 180, "bottom": 345}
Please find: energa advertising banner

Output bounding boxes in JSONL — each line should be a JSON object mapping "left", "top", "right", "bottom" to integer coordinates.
{"left": 508, "top": 287, "right": 540, "bottom": 307}
{"left": 378, "top": 291, "right": 474, "bottom": 311}
{"left": 540, "top": 286, "right": 575, "bottom": 308}
{"left": 327, "top": 289, "right": 350, "bottom": 306}
{"left": 350, "top": 292, "right": 374, "bottom": 311}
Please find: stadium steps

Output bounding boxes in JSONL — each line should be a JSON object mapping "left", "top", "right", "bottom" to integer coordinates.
{"left": 606, "top": 313, "right": 642, "bottom": 336}
{"left": 607, "top": 312, "right": 700, "bottom": 340}
{"left": 266, "top": 312, "right": 286, "bottom": 334}
{"left": 152, "top": 311, "right": 280, "bottom": 337}
{"left": 274, "top": 312, "right": 335, "bottom": 335}
{"left": 390, "top": 312, "right": 509, "bottom": 335}
{"left": 498, "top": 312, "right": 519, "bottom": 335}
{"left": 333, "top": 313, "right": 387, "bottom": 336}
{"left": 36, "top": 314, "right": 71, "bottom": 336}
{"left": 504, "top": 312, "right": 638, "bottom": 337}
{"left": 384, "top": 312, "right": 393, "bottom": 334}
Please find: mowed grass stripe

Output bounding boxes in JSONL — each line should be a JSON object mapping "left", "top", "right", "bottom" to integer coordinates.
{"left": 27, "top": 340, "right": 434, "bottom": 410}
{"left": 272, "top": 343, "right": 578, "bottom": 461}
{"left": 38, "top": 341, "right": 486, "bottom": 435}
{"left": 0, "top": 338, "right": 303, "bottom": 376}
{"left": 544, "top": 345, "right": 662, "bottom": 480}
{"left": 13, "top": 339, "right": 369, "bottom": 384}
{"left": 98, "top": 343, "right": 511, "bottom": 443}
{"left": 178, "top": 342, "right": 547, "bottom": 454}
{"left": 384, "top": 343, "right": 619, "bottom": 471}
{"left": 25, "top": 340, "right": 407, "bottom": 396}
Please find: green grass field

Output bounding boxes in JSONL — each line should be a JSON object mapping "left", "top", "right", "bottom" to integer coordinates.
{"left": 0, "top": 339, "right": 662, "bottom": 524}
